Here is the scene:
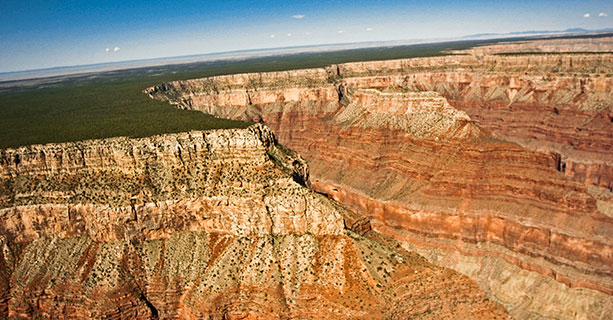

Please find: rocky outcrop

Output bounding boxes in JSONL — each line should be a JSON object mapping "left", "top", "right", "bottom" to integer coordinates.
{"left": 0, "top": 124, "right": 507, "bottom": 319}
{"left": 148, "top": 50, "right": 613, "bottom": 319}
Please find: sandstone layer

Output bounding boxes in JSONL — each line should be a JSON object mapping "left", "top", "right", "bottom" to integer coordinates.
{"left": 0, "top": 124, "right": 507, "bottom": 319}
{"left": 338, "top": 54, "right": 613, "bottom": 189}
{"left": 148, "top": 50, "right": 613, "bottom": 319}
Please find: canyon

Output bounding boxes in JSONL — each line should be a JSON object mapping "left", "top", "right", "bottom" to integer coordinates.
{"left": 0, "top": 125, "right": 508, "bottom": 318}
{"left": 146, "top": 42, "right": 613, "bottom": 319}
{"left": 0, "top": 36, "right": 611, "bottom": 319}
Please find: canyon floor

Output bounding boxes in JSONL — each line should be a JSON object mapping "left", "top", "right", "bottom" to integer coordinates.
{"left": 0, "top": 34, "right": 612, "bottom": 319}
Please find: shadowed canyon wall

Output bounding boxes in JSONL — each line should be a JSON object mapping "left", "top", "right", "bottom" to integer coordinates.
{"left": 148, "top": 51, "right": 613, "bottom": 319}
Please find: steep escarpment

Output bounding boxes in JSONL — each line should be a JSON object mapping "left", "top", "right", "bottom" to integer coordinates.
{"left": 0, "top": 124, "right": 507, "bottom": 319}
{"left": 338, "top": 54, "right": 613, "bottom": 189}
{"left": 149, "top": 54, "right": 613, "bottom": 189}
{"left": 148, "top": 52, "right": 613, "bottom": 319}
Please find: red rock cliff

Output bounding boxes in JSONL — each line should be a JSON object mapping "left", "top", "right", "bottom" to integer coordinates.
{"left": 0, "top": 124, "right": 507, "bottom": 319}
{"left": 148, "top": 52, "right": 613, "bottom": 319}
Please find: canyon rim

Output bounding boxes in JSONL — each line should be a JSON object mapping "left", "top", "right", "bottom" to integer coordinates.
{"left": 146, "top": 37, "right": 613, "bottom": 319}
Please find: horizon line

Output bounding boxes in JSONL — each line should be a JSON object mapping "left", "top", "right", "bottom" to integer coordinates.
{"left": 2, "top": 28, "right": 611, "bottom": 82}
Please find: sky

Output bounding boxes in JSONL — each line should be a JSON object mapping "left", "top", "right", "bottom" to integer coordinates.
{"left": 1, "top": 0, "right": 611, "bottom": 73}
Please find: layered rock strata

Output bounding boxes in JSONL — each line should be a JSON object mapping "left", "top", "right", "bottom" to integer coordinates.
{"left": 148, "top": 54, "right": 613, "bottom": 189}
{"left": 0, "top": 124, "right": 507, "bottom": 319}
{"left": 148, "top": 52, "right": 613, "bottom": 319}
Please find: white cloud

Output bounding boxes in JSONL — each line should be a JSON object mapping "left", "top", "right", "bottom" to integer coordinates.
{"left": 287, "top": 33, "right": 292, "bottom": 37}
{"left": 337, "top": 30, "right": 345, "bottom": 34}
{"left": 105, "top": 48, "right": 110, "bottom": 52}
{"left": 292, "top": 14, "right": 305, "bottom": 19}
{"left": 584, "top": 13, "right": 591, "bottom": 18}
{"left": 113, "top": 46, "right": 120, "bottom": 52}
{"left": 270, "top": 34, "right": 276, "bottom": 38}
{"left": 599, "top": 12, "right": 608, "bottom": 17}
{"left": 304, "top": 32, "right": 312, "bottom": 35}
{"left": 366, "top": 27, "right": 373, "bottom": 31}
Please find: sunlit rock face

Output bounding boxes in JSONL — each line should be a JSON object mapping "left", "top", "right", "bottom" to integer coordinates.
{"left": 339, "top": 54, "right": 613, "bottom": 189}
{"left": 149, "top": 50, "right": 613, "bottom": 319}
{"left": 0, "top": 124, "right": 507, "bottom": 319}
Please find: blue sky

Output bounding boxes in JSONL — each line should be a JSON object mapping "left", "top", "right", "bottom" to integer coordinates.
{"left": 1, "top": 0, "right": 611, "bottom": 72}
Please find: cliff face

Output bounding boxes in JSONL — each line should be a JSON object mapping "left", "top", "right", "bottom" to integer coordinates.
{"left": 149, "top": 54, "right": 613, "bottom": 188}
{"left": 339, "top": 55, "right": 613, "bottom": 189}
{"left": 148, "top": 52, "right": 613, "bottom": 319}
{"left": 0, "top": 124, "right": 507, "bottom": 319}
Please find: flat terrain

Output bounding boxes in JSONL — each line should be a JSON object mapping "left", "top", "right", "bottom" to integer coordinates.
{"left": 1, "top": 33, "right": 611, "bottom": 148}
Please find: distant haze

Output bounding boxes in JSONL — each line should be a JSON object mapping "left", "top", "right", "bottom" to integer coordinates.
{"left": 1, "top": 0, "right": 611, "bottom": 73}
